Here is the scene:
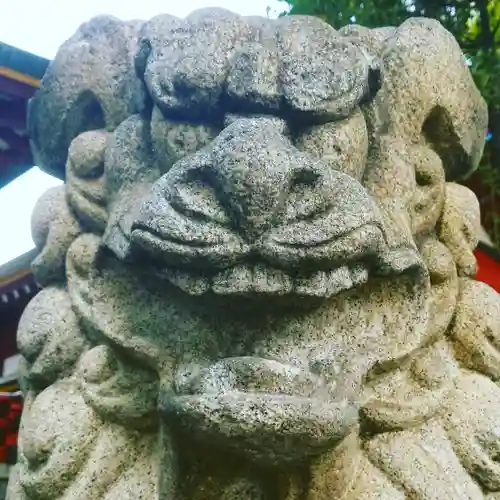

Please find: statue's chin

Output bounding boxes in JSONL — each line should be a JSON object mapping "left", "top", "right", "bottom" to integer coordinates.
{"left": 160, "top": 390, "right": 359, "bottom": 464}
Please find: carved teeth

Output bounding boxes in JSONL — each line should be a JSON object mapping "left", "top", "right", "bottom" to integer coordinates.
{"left": 212, "top": 265, "right": 293, "bottom": 295}
{"left": 252, "top": 264, "right": 293, "bottom": 295}
{"left": 295, "top": 271, "right": 329, "bottom": 297}
{"left": 212, "top": 265, "right": 253, "bottom": 295}
{"left": 350, "top": 263, "right": 369, "bottom": 287}
{"left": 327, "top": 266, "right": 353, "bottom": 296}
{"left": 295, "top": 266, "right": 353, "bottom": 298}
{"left": 164, "top": 270, "right": 210, "bottom": 295}
{"left": 168, "top": 263, "right": 369, "bottom": 297}
{"left": 374, "top": 248, "right": 423, "bottom": 277}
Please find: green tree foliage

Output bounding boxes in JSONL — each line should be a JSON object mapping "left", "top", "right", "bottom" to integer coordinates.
{"left": 466, "top": 1, "right": 500, "bottom": 170}
{"left": 278, "top": 0, "right": 500, "bottom": 242}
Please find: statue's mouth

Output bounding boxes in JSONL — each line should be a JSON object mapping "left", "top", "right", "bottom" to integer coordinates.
{"left": 129, "top": 221, "right": 423, "bottom": 298}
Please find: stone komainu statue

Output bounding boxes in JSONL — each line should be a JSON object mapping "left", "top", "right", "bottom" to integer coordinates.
{"left": 7, "top": 8, "right": 499, "bottom": 500}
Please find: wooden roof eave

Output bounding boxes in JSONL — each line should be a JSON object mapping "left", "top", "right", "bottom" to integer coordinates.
{"left": 0, "top": 43, "right": 51, "bottom": 189}
{"left": 0, "top": 42, "right": 49, "bottom": 83}
{"left": 0, "top": 249, "right": 39, "bottom": 308}
{"left": 0, "top": 42, "right": 47, "bottom": 101}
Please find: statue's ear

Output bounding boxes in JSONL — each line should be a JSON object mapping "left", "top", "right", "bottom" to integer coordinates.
{"left": 28, "top": 16, "right": 145, "bottom": 179}
{"left": 365, "top": 18, "right": 487, "bottom": 181}
{"left": 422, "top": 105, "right": 470, "bottom": 181}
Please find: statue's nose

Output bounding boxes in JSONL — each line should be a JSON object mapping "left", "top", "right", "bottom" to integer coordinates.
{"left": 166, "top": 117, "right": 331, "bottom": 242}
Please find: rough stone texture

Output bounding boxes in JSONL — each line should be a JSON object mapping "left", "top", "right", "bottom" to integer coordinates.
{"left": 8, "top": 9, "right": 494, "bottom": 500}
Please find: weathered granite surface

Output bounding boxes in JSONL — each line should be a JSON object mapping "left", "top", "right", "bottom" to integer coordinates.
{"left": 8, "top": 8, "right": 496, "bottom": 500}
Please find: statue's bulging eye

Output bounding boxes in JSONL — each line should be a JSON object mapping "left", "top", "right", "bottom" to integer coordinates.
{"left": 151, "top": 106, "right": 221, "bottom": 175}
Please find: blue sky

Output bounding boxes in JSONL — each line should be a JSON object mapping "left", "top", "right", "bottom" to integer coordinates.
{"left": 0, "top": 0, "right": 283, "bottom": 265}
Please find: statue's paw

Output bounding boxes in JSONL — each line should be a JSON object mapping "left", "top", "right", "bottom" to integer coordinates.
{"left": 18, "top": 380, "right": 100, "bottom": 499}
{"left": 443, "top": 373, "right": 500, "bottom": 492}
{"left": 360, "top": 381, "right": 450, "bottom": 434}
{"left": 17, "top": 287, "right": 89, "bottom": 390}
{"left": 78, "top": 345, "right": 159, "bottom": 428}
{"left": 448, "top": 279, "right": 500, "bottom": 380}
{"left": 160, "top": 390, "right": 358, "bottom": 464}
